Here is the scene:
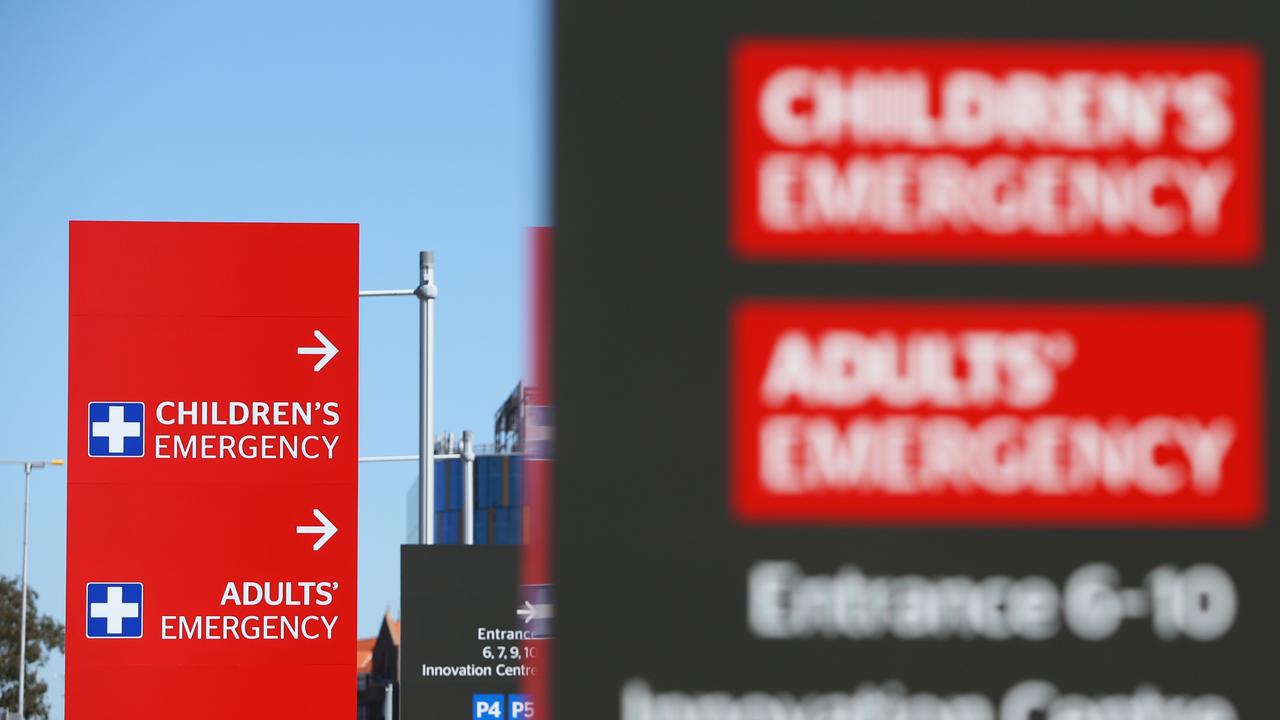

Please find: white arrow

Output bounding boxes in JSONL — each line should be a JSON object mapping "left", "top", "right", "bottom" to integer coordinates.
{"left": 516, "top": 600, "right": 554, "bottom": 624}
{"left": 297, "top": 330, "right": 339, "bottom": 372}
{"left": 296, "top": 508, "right": 338, "bottom": 551}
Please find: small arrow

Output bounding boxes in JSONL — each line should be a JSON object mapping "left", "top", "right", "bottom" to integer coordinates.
{"left": 516, "top": 600, "right": 554, "bottom": 624}
{"left": 517, "top": 600, "right": 534, "bottom": 622}
{"left": 296, "top": 508, "right": 338, "bottom": 551}
{"left": 297, "top": 330, "right": 339, "bottom": 372}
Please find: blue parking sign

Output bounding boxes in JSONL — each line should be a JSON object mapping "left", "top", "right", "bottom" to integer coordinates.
{"left": 509, "top": 694, "right": 534, "bottom": 720}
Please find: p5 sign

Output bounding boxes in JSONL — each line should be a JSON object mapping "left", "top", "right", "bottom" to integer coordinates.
{"left": 510, "top": 694, "right": 535, "bottom": 720}
{"left": 731, "top": 41, "right": 1262, "bottom": 263}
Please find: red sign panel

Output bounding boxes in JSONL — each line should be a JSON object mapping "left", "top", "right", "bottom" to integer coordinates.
{"left": 731, "top": 302, "right": 1262, "bottom": 525}
{"left": 731, "top": 41, "right": 1261, "bottom": 263}
{"left": 67, "top": 222, "right": 358, "bottom": 718}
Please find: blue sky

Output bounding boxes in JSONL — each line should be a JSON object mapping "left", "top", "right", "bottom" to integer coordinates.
{"left": 0, "top": 2, "right": 547, "bottom": 716}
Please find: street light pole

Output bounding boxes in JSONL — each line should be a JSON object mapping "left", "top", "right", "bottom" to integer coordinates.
{"left": 356, "top": 250, "right": 439, "bottom": 546}
{"left": 417, "top": 251, "right": 438, "bottom": 545}
{"left": 17, "top": 462, "right": 33, "bottom": 720}
{"left": 1, "top": 457, "right": 62, "bottom": 720}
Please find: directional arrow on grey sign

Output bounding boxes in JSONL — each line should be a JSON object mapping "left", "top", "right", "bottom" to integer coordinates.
{"left": 297, "top": 329, "right": 339, "bottom": 372}
{"left": 516, "top": 600, "right": 554, "bottom": 624}
{"left": 296, "top": 508, "right": 338, "bottom": 551}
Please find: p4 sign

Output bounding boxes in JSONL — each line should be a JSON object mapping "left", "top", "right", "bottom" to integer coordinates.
{"left": 67, "top": 222, "right": 357, "bottom": 718}
{"left": 731, "top": 302, "right": 1262, "bottom": 525}
{"left": 731, "top": 41, "right": 1262, "bottom": 263}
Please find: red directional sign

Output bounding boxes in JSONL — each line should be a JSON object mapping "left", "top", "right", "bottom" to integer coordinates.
{"left": 66, "top": 222, "right": 358, "bottom": 718}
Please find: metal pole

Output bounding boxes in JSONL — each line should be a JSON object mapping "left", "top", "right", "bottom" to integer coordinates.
{"left": 462, "top": 431, "right": 475, "bottom": 546}
{"left": 17, "top": 463, "right": 31, "bottom": 720}
{"left": 0, "top": 458, "right": 57, "bottom": 720}
{"left": 359, "top": 454, "right": 459, "bottom": 463}
{"left": 359, "top": 288, "right": 416, "bottom": 297}
{"left": 416, "top": 251, "right": 438, "bottom": 545}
